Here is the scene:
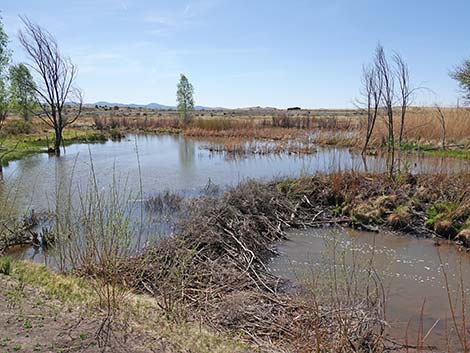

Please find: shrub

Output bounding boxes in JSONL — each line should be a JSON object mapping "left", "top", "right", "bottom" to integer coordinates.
{"left": 2, "top": 120, "right": 34, "bottom": 135}
{"left": 0, "top": 256, "right": 12, "bottom": 275}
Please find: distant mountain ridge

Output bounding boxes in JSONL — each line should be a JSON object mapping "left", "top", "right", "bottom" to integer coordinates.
{"left": 90, "top": 101, "right": 223, "bottom": 110}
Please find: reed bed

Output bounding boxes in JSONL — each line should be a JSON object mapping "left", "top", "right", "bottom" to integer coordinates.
{"left": 203, "top": 140, "right": 317, "bottom": 157}
{"left": 365, "top": 107, "right": 470, "bottom": 148}
{"left": 91, "top": 113, "right": 359, "bottom": 142}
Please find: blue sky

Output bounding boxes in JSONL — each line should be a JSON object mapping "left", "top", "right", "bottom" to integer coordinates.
{"left": 2, "top": 0, "right": 469, "bottom": 108}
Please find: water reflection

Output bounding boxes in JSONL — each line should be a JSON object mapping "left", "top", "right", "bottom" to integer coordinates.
{"left": 178, "top": 137, "right": 195, "bottom": 167}
{"left": 0, "top": 134, "right": 469, "bottom": 214}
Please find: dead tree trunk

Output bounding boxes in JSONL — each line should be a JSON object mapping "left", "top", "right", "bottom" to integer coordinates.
{"left": 394, "top": 53, "right": 413, "bottom": 147}
{"left": 376, "top": 45, "right": 395, "bottom": 177}
{"left": 435, "top": 105, "right": 447, "bottom": 150}
{"left": 360, "top": 64, "right": 383, "bottom": 155}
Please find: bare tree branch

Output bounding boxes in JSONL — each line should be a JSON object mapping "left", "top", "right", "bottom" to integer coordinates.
{"left": 434, "top": 104, "right": 447, "bottom": 150}
{"left": 18, "top": 17, "right": 83, "bottom": 155}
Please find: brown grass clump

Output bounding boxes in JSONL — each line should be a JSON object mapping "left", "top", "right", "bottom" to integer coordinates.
{"left": 93, "top": 115, "right": 183, "bottom": 133}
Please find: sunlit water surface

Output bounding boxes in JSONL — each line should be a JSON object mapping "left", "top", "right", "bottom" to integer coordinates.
{"left": 269, "top": 227, "right": 470, "bottom": 350}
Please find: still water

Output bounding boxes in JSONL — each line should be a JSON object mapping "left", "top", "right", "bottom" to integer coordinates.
{"left": 1, "top": 134, "right": 469, "bottom": 212}
{"left": 270, "top": 227, "right": 470, "bottom": 350}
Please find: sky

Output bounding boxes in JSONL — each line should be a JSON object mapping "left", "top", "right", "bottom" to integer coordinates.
{"left": 1, "top": 0, "right": 469, "bottom": 108}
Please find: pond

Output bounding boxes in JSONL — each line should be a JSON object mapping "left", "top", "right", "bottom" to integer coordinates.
{"left": 1, "top": 134, "right": 470, "bottom": 213}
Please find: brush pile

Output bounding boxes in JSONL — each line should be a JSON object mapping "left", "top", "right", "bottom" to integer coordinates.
{"left": 67, "top": 171, "right": 470, "bottom": 351}
{"left": 123, "top": 177, "right": 390, "bottom": 351}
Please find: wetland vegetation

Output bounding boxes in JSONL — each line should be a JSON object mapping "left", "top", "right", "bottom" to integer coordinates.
{"left": 1, "top": 8, "right": 470, "bottom": 353}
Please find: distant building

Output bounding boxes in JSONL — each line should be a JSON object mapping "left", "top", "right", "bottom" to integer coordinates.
{"left": 287, "top": 107, "right": 301, "bottom": 111}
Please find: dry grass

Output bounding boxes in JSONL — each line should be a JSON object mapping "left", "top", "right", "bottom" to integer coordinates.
{"left": 366, "top": 107, "right": 470, "bottom": 147}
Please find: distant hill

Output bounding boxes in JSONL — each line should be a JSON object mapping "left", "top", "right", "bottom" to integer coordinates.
{"left": 90, "top": 102, "right": 222, "bottom": 110}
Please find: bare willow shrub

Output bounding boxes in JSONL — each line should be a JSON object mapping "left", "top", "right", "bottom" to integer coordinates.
{"left": 51, "top": 156, "right": 149, "bottom": 346}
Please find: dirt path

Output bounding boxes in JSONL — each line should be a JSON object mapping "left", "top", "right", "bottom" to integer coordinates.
{"left": 0, "top": 275, "right": 172, "bottom": 352}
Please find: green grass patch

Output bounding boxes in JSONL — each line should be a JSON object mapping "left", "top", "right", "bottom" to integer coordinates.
{"left": 0, "top": 129, "right": 109, "bottom": 166}
{"left": 8, "top": 260, "right": 94, "bottom": 305}
{"left": 425, "top": 202, "right": 459, "bottom": 228}
{"left": 0, "top": 256, "right": 12, "bottom": 275}
{"left": 425, "top": 149, "right": 470, "bottom": 160}
{"left": 401, "top": 142, "right": 470, "bottom": 160}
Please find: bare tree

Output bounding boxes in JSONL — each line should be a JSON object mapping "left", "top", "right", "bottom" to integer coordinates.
{"left": 359, "top": 63, "right": 383, "bottom": 155}
{"left": 375, "top": 45, "right": 395, "bottom": 176}
{"left": 393, "top": 53, "right": 413, "bottom": 146}
{"left": 18, "top": 17, "right": 82, "bottom": 155}
{"left": 435, "top": 104, "right": 446, "bottom": 150}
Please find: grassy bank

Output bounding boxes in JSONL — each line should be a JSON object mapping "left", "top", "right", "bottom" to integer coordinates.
{"left": 0, "top": 128, "right": 109, "bottom": 166}
{"left": 0, "top": 258, "right": 250, "bottom": 353}
{"left": 401, "top": 142, "right": 470, "bottom": 160}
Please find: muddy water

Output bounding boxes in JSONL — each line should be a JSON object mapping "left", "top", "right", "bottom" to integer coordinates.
{"left": 269, "top": 227, "right": 470, "bottom": 350}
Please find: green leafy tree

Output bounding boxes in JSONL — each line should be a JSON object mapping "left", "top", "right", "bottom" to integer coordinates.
{"left": 176, "top": 74, "right": 194, "bottom": 124}
{"left": 0, "top": 15, "right": 11, "bottom": 127}
{"left": 9, "top": 63, "right": 36, "bottom": 121}
{"left": 450, "top": 60, "right": 470, "bottom": 104}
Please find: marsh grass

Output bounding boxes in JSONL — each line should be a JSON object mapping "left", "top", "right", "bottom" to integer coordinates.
{"left": 0, "top": 128, "right": 108, "bottom": 165}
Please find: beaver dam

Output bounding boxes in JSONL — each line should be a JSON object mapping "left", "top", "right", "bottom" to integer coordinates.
{"left": 2, "top": 137, "right": 470, "bottom": 352}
